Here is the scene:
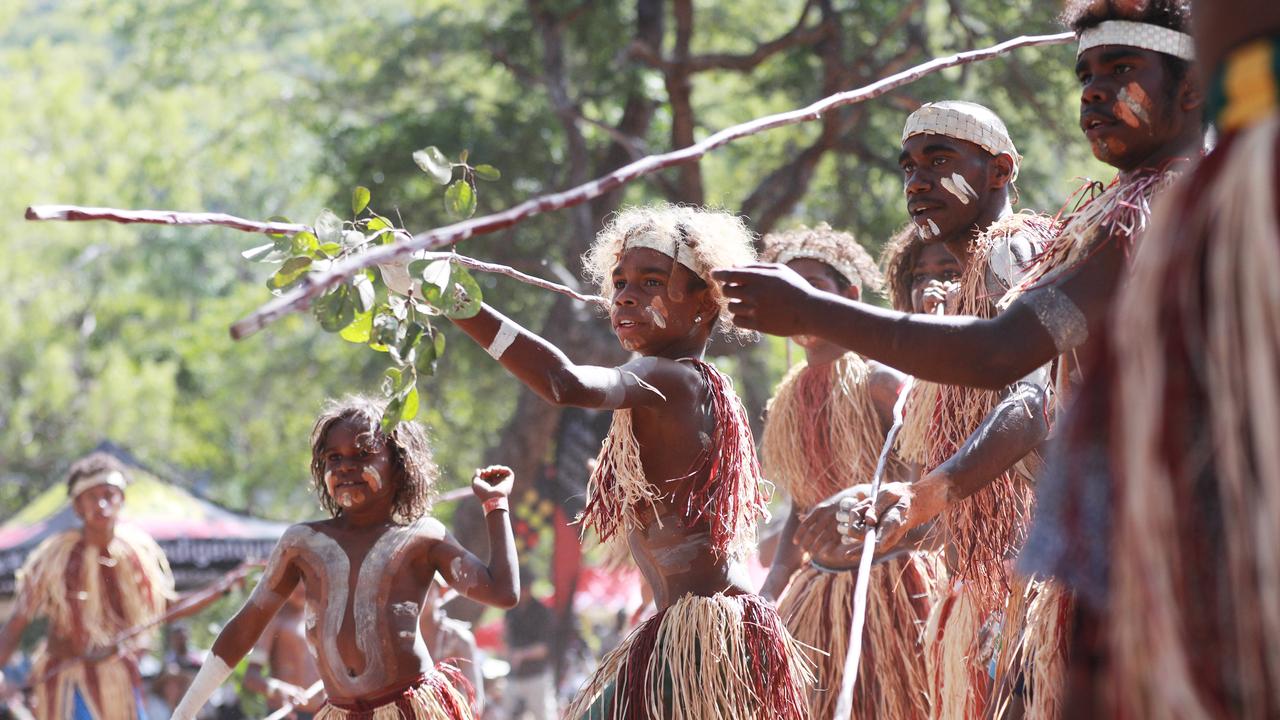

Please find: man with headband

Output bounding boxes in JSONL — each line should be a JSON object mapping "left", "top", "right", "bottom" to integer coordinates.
{"left": 0, "top": 452, "right": 245, "bottom": 719}
{"left": 794, "top": 100, "right": 1057, "bottom": 718}
{"left": 714, "top": 2, "right": 1202, "bottom": 714}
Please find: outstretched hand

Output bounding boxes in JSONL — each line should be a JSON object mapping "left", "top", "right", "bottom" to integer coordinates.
{"left": 471, "top": 465, "right": 514, "bottom": 501}
{"left": 711, "top": 264, "right": 821, "bottom": 337}
{"left": 794, "top": 482, "right": 917, "bottom": 563}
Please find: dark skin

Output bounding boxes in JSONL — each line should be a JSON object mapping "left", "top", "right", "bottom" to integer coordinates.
{"left": 713, "top": 45, "right": 1202, "bottom": 390}
{"left": 758, "top": 259, "right": 906, "bottom": 601}
{"left": 197, "top": 420, "right": 517, "bottom": 705}
{"left": 0, "top": 484, "right": 246, "bottom": 686}
{"left": 452, "top": 247, "right": 755, "bottom": 609}
{"left": 790, "top": 137, "right": 1051, "bottom": 567}
{"left": 899, "top": 134, "right": 1016, "bottom": 266}
{"left": 244, "top": 587, "right": 325, "bottom": 713}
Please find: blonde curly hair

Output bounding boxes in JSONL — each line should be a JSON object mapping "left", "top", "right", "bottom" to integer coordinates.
{"left": 880, "top": 224, "right": 926, "bottom": 313}
{"left": 762, "top": 223, "right": 884, "bottom": 297}
{"left": 309, "top": 395, "right": 439, "bottom": 523}
{"left": 583, "top": 203, "right": 757, "bottom": 337}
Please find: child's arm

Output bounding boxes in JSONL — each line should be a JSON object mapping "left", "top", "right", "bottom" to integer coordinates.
{"left": 452, "top": 304, "right": 679, "bottom": 409}
{"left": 428, "top": 466, "right": 519, "bottom": 609}
{"left": 759, "top": 508, "right": 804, "bottom": 602}
{"left": 171, "top": 541, "right": 302, "bottom": 719}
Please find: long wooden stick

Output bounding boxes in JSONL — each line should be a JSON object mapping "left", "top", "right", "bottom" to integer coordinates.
{"left": 831, "top": 373, "right": 916, "bottom": 718}
{"left": 23, "top": 32, "right": 1072, "bottom": 339}
{"left": 831, "top": 302, "right": 943, "bottom": 718}
{"left": 21, "top": 208, "right": 608, "bottom": 309}
{"left": 227, "top": 31, "right": 1071, "bottom": 338}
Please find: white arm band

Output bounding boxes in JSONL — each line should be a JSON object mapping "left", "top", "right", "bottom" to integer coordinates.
{"left": 171, "top": 655, "right": 232, "bottom": 720}
{"left": 486, "top": 320, "right": 519, "bottom": 360}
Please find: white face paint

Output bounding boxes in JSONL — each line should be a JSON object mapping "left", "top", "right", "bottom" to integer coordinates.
{"left": 647, "top": 296, "right": 669, "bottom": 329}
{"left": 361, "top": 466, "right": 383, "bottom": 493}
{"left": 928, "top": 219, "right": 941, "bottom": 237}
{"left": 941, "top": 173, "right": 979, "bottom": 205}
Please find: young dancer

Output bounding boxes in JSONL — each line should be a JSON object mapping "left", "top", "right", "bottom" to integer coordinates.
{"left": 449, "top": 204, "right": 811, "bottom": 719}
{"left": 171, "top": 396, "right": 518, "bottom": 720}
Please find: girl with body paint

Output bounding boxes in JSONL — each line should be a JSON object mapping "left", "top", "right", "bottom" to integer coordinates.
{"left": 171, "top": 396, "right": 519, "bottom": 720}
{"left": 448, "top": 203, "right": 812, "bottom": 720}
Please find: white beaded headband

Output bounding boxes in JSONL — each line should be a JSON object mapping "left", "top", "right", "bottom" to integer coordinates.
{"left": 69, "top": 470, "right": 127, "bottom": 499}
{"left": 622, "top": 229, "right": 704, "bottom": 275}
{"left": 775, "top": 248, "right": 862, "bottom": 290}
{"left": 902, "top": 102, "right": 1021, "bottom": 180}
{"left": 1078, "top": 21, "right": 1195, "bottom": 62}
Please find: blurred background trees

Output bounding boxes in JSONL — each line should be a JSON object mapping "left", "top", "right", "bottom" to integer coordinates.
{"left": 0, "top": 0, "right": 1102, "bottom": 534}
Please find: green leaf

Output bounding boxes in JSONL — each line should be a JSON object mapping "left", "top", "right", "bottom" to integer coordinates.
{"left": 400, "top": 385, "right": 420, "bottom": 421}
{"left": 290, "top": 231, "right": 319, "bottom": 256}
{"left": 351, "top": 273, "right": 376, "bottom": 312}
{"left": 317, "top": 241, "right": 343, "bottom": 258}
{"left": 419, "top": 259, "right": 452, "bottom": 309}
{"left": 433, "top": 330, "right": 446, "bottom": 357}
{"left": 314, "top": 210, "right": 343, "bottom": 245}
{"left": 397, "top": 322, "right": 425, "bottom": 361}
{"left": 381, "top": 395, "right": 404, "bottom": 433}
{"left": 313, "top": 286, "right": 355, "bottom": 332}
{"left": 352, "top": 186, "right": 371, "bottom": 215}
{"left": 371, "top": 312, "right": 400, "bottom": 347}
{"left": 473, "top": 164, "right": 501, "bottom": 182}
{"left": 444, "top": 265, "right": 483, "bottom": 319}
{"left": 458, "top": 149, "right": 469, "bottom": 165}
{"left": 444, "top": 180, "right": 476, "bottom": 218}
{"left": 413, "top": 146, "right": 453, "bottom": 185}
{"left": 242, "top": 242, "right": 285, "bottom": 263}
{"left": 269, "top": 256, "right": 312, "bottom": 289}
{"left": 339, "top": 309, "right": 373, "bottom": 343}
{"left": 342, "top": 229, "right": 369, "bottom": 248}
{"left": 366, "top": 216, "right": 391, "bottom": 232}
{"left": 382, "top": 365, "right": 415, "bottom": 396}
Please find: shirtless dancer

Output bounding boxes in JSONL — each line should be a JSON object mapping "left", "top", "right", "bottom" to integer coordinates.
{"left": 244, "top": 587, "right": 325, "bottom": 718}
{"left": 170, "top": 396, "right": 518, "bottom": 720}
{"left": 448, "top": 204, "right": 811, "bottom": 719}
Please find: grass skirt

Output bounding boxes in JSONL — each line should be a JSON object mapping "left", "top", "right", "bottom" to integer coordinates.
{"left": 567, "top": 593, "right": 813, "bottom": 720}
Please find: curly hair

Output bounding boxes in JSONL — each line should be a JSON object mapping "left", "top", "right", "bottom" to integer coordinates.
{"left": 309, "top": 395, "right": 438, "bottom": 523}
{"left": 880, "top": 224, "right": 926, "bottom": 313}
{"left": 1062, "top": 0, "right": 1193, "bottom": 96}
{"left": 1061, "top": 0, "right": 1191, "bottom": 33}
{"left": 65, "top": 452, "right": 128, "bottom": 495}
{"left": 583, "top": 203, "right": 758, "bottom": 340}
{"left": 761, "top": 223, "right": 885, "bottom": 298}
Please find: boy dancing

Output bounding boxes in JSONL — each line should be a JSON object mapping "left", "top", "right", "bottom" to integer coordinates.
{"left": 170, "top": 396, "right": 519, "bottom": 720}
{"left": 449, "top": 203, "right": 812, "bottom": 719}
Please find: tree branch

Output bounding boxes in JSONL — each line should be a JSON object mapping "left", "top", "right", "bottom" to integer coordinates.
{"left": 24, "top": 32, "right": 1074, "bottom": 340}
{"left": 24, "top": 205, "right": 310, "bottom": 236}
{"left": 630, "top": 0, "right": 828, "bottom": 74}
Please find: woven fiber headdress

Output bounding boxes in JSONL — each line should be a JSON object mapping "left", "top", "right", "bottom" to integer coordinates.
{"left": 902, "top": 101, "right": 1021, "bottom": 180}
{"left": 1078, "top": 20, "right": 1195, "bottom": 61}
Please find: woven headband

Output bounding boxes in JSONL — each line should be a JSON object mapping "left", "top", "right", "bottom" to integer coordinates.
{"left": 69, "top": 470, "right": 127, "bottom": 499}
{"left": 1078, "top": 21, "right": 1195, "bottom": 62}
{"left": 902, "top": 103, "right": 1021, "bottom": 180}
{"left": 775, "top": 248, "right": 861, "bottom": 289}
{"left": 622, "top": 229, "right": 704, "bottom": 275}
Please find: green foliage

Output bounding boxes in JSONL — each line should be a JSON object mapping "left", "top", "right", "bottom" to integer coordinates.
{"left": 1, "top": 0, "right": 1109, "bottom": 527}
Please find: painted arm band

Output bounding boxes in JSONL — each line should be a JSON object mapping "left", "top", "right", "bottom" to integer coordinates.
{"left": 482, "top": 496, "right": 509, "bottom": 514}
{"left": 171, "top": 655, "right": 233, "bottom": 720}
{"left": 485, "top": 319, "right": 519, "bottom": 360}
{"left": 1022, "top": 286, "right": 1088, "bottom": 354}
{"left": 573, "top": 364, "right": 666, "bottom": 409}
